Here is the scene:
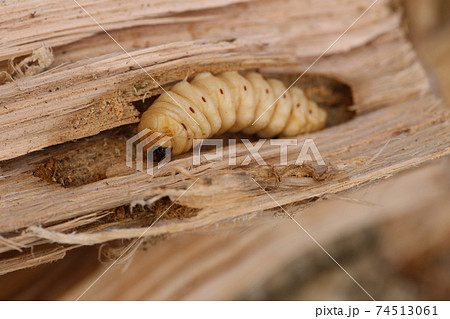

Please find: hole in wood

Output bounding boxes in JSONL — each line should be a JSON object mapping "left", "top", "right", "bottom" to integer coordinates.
{"left": 269, "top": 72, "right": 355, "bottom": 127}
{"left": 32, "top": 73, "right": 354, "bottom": 188}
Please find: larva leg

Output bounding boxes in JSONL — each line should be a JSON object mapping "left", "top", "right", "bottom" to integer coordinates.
{"left": 257, "top": 78, "right": 293, "bottom": 138}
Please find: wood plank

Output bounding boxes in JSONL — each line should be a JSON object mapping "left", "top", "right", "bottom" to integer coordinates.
{"left": 0, "top": 0, "right": 401, "bottom": 161}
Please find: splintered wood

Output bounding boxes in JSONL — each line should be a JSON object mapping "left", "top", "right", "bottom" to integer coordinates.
{"left": 0, "top": 0, "right": 449, "bottom": 275}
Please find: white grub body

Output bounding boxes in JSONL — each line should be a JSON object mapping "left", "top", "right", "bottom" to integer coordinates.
{"left": 138, "top": 71, "right": 327, "bottom": 155}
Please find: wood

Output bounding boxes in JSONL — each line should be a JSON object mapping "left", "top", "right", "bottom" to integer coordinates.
{"left": 1, "top": 159, "right": 448, "bottom": 300}
{"left": 0, "top": 0, "right": 251, "bottom": 61}
{"left": 0, "top": 0, "right": 449, "bottom": 274}
{"left": 1, "top": 0, "right": 403, "bottom": 161}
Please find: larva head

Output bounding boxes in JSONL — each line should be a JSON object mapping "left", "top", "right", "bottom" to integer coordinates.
{"left": 137, "top": 114, "right": 176, "bottom": 162}
{"left": 152, "top": 145, "right": 169, "bottom": 162}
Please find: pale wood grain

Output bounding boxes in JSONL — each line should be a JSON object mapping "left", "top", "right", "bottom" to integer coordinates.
{"left": 0, "top": 0, "right": 449, "bottom": 274}
{"left": 0, "top": 0, "right": 401, "bottom": 161}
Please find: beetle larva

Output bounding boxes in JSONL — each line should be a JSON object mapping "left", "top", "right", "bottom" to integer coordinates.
{"left": 138, "top": 71, "right": 327, "bottom": 156}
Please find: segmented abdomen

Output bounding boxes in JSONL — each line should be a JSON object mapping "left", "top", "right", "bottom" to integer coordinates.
{"left": 138, "top": 71, "right": 327, "bottom": 155}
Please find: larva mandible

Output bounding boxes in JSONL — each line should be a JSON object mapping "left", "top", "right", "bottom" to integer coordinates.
{"left": 138, "top": 71, "right": 327, "bottom": 157}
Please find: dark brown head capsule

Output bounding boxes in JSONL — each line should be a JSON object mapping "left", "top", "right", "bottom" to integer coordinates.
{"left": 152, "top": 146, "right": 169, "bottom": 162}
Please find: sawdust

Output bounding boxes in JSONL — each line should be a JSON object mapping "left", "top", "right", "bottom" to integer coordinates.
{"left": 104, "top": 198, "right": 199, "bottom": 227}
{"left": 71, "top": 90, "right": 139, "bottom": 135}
{"left": 251, "top": 163, "right": 332, "bottom": 188}
{"left": 33, "top": 131, "right": 130, "bottom": 187}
